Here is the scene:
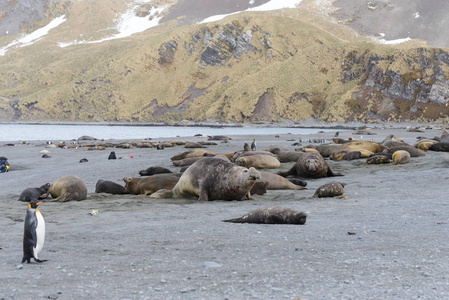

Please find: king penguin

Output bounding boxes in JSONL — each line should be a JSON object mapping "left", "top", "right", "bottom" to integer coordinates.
{"left": 251, "top": 138, "right": 256, "bottom": 151}
{"left": 22, "top": 200, "right": 47, "bottom": 263}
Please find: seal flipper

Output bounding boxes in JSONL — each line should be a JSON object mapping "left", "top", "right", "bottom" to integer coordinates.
{"left": 278, "top": 164, "right": 296, "bottom": 178}
{"left": 327, "top": 167, "right": 344, "bottom": 177}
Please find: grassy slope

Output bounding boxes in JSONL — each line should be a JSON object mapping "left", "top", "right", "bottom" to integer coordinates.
{"left": 0, "top": 0, "right": 445, "bottom": 123}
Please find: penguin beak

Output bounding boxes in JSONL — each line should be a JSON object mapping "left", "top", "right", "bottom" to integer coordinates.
{"left": 36, "top": 201, "right": 43, "bottom": 206}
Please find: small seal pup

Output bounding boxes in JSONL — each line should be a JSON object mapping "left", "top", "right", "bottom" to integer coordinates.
{"left": 366, "top": 155, "right": 391, "bottom": 164}
{"left": 22, "top": 200, "right": 47, "bottom": 263}
{"left": 312, "top": 182, "right": 346, "bottom": 198}
{"left": 150, "top": 158, "right": 261, "bottom": 201}
{"left": 95, "top": 180, "right": 130, "bottom": 194}
{"left": 139, "top": 166, "right": 173, "bottom": 176}
{"left": 223, "top": 206, "right": 307, "bottom": 225}
{"left": 108, "top": 151, "right": 117, "bottom": 160}
{"left": 279, "top": 152, "right": 343, "bottom": 179}
{"left": 18, "top": 183, "right": 51, "bottom": 202}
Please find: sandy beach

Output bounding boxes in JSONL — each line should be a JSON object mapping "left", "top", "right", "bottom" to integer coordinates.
{"left": 1, "top": 125, "right": 449, "bottom": 299}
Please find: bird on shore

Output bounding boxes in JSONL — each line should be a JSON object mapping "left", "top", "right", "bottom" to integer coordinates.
{"left": 22, "top": 200, "right": 47, "bottom": 263}
{"left": 251, "top": 139, "right": 256, "bottom": 151}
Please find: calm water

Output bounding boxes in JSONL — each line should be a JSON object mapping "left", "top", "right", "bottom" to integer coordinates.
{"left": 0, "top": 124, "right": 339, "bottom": 141}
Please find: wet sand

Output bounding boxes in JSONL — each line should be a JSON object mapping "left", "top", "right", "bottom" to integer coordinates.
{"left": 1, "top": 126, "right": 448, "bottom": 299}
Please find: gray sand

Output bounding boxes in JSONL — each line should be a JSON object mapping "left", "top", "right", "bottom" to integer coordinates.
{"left": 1, "top": 127, "right": 448, "bottom": 299}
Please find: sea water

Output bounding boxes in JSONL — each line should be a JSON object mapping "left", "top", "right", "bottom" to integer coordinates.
{"left": 0, "top": 124, "right": 339, "bottom": 141}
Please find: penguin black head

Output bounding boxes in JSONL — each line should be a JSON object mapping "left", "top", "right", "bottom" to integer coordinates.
{"left": 29, "top": 201, "right": 43, "bottom": 209}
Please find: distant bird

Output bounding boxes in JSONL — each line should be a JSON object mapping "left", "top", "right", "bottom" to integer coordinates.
{"left": 251, "top": 139, "right": 256, "bottom": 151}
{"left": 335, "top": 131, "right": 339, "bottom": 137}
{"left": 22, "top": 201, "right": 47, "bottom": 263}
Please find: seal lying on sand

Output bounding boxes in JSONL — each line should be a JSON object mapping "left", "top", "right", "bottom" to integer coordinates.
{"left": 42, "top": 175, "right": 87, "bottom": 202}
{"left": 279, "top": 152, "right": 343, "bottom": 179}
{"left": 312, "top": 182, "right": 346, "bottom": 198}
{"left": 123, "top": 173, "right": 182, "bottom": 195}
{"left": 235, "top": 154, "right": 281, "bottom": 169}
{"left": 223, "top": 206, "right": 307, "bottom": 225}
{"left": 388, "top": 150, "right": 411, "bottom": 165}
{"left": 18, "top": 183, "right": 51, "bottom": 202}
{"left": 258, "top": 171, "right": 306, "bottom": 190}
{"left": 95, "top": 180, "right": 130, "bottom": 194}
{"left": 150, "top": 158, "right": 261, "bottom": 201}
{"left": 139, "top": 166, "right": 172, "bottom": 176}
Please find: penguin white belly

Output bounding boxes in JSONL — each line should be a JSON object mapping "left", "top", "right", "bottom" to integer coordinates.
{"left": 33, "top": 210, "right": 45, "bottom": 258}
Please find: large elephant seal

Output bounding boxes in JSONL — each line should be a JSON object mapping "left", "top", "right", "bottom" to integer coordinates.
{"left": 18, "top": 183, "right": 51, "bottom": 202}
{"left": 123, "top": 173, "right": 182, "bottom": 195}
{"left": 43, "top": 175, "right": 87, "bottom": 202}
{"left": 312, "top": 182, "right": 345, "bottom": 198}
{"left": 306, "top": 144, "right": 348, "bottom": 158}
{"left": 388, "top": 150, "right": 411, "bottom": 165}
{"left": 223, "top": 206, "right": 307, "bottom": 225}
{"left": 270, "top": 148, "right": 305, "bottom": 162}
{"left": 95, "top": 180, "right": 130, "bottom": 194}
{"left": 344, "top": 141, "right": 386, "bottom": 153}
{"left": 235, "top": 154, "right": 281, "bottom": 169}
{"left": 278, "top": 152, "right": 343, "bottom": 179}
{"left": 139, "top": 166, "right": 172, "bottom": 176}
{"left": 429, "top": 142, "right": 449, "bottom": 152}
{"left": 258, "top": 171, "right": 306, "bottom": 190}
{"left": 150, "top": 158, "right": 261, "bottom": 201}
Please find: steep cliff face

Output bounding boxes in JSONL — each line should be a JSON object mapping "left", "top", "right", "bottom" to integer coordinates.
{"left": 343, "top": 48, "right": 449, "bottom": 123}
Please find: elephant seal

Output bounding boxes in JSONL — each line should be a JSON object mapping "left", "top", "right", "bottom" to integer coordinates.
{"left": 184, "top": 142, "right": 206, "bottom": 148}
{"left": 173, "top": 155, "right": 230, "bottom": 167}
{"left": 150, "top": 158, "right": 261, "bottom": 201}
{"left": 235, "top": 154, "right": 281, "bottom": 169}
{"left": 207, "top": 135, "right": 231, "bottom": 141}
{"left": 306, "top": 144, "right": 348, "bottom": 157}
{"left": 139, "top": 166, "right": 173, "bottom": 176}
{"left": 366, "top": 155, "right": 391, "bottom": 164}
{"left": 95, "top": 180, "right": 130, "bottom": 194}
{"left": 79, "top": 158, "right": 88, "bottom": 163}
{"left": 170, "top": 150, "right": 218, "bottom": 161}
{"left": 383, "top": 146, "right": 425, "bottom": 157}
{"left": 223, "top": 206, "right": 307, "bottom": 225}
{"left": 278, "top": 152, "right": 343, "bottom": 179}
{"left": 440, "top": 130, "right": 449, "bottom": 143}
{"left": 123, "top": 173, "right": 182, "bottom": 195}
{"left": 389, "top": 150, "right": 411, "bottom": 165}
{"left": 42, "top": 175, "right": 87, "bottom": 202}
{"left": 312, "top": 182, "right": 345, "bottom": 198}
{"left": 344, "top": 141, "right": 386, "bottom": 153}
{"left": 18, "top": 183, "right": 51, "bottom": 202}
{"left": 341, "top": 151, "right": 362, "bottom": 161}
{"left": 270, "top": 148, "right": 305, "bottom": 162}
{"left": 417, "top": 141, "right": 438, "bottom": 151}
{"left": 258, "top": 171, "right": 306, "bottom": 190}
{"left": 429, "top": 142, "right": 449, "bottom": 152}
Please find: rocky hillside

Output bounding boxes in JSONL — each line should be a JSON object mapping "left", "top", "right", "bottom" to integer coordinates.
{"left": 0, "top": 0, "right": 448, "bottom": 124}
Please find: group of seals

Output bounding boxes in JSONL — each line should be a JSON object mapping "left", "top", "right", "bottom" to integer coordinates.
{"left": 151, "top": 158, "right": 261, "bottom": 201}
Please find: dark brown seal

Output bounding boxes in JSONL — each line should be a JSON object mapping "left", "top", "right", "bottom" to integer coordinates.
{"left": 42, "top": 175, "right": 88, "bottom": 202}
{"left": 341, "top": 151, "right": 362, "bottom": 160}
{"left": 429, "top": 142, "right": 449, "bottom": 152}
{"left": 278, "top": 152, "right": 343, "bottom": 179}
{"left": 312, "top": 182, "right": 345, "bottom": 198}
{"left": 150, "top": 158, "right": 261, "bottom": 201}
{"left": 139, "top": 166, "right": 173, "bottom": 176}
{"left": 95, "top": 180, "right": 130, "bottom": 194}
{"left": 223, "top": 206, "right": 307, "bottom": 225}
{"left": 18, "top": 183, "right": 51, "bottom": 202}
